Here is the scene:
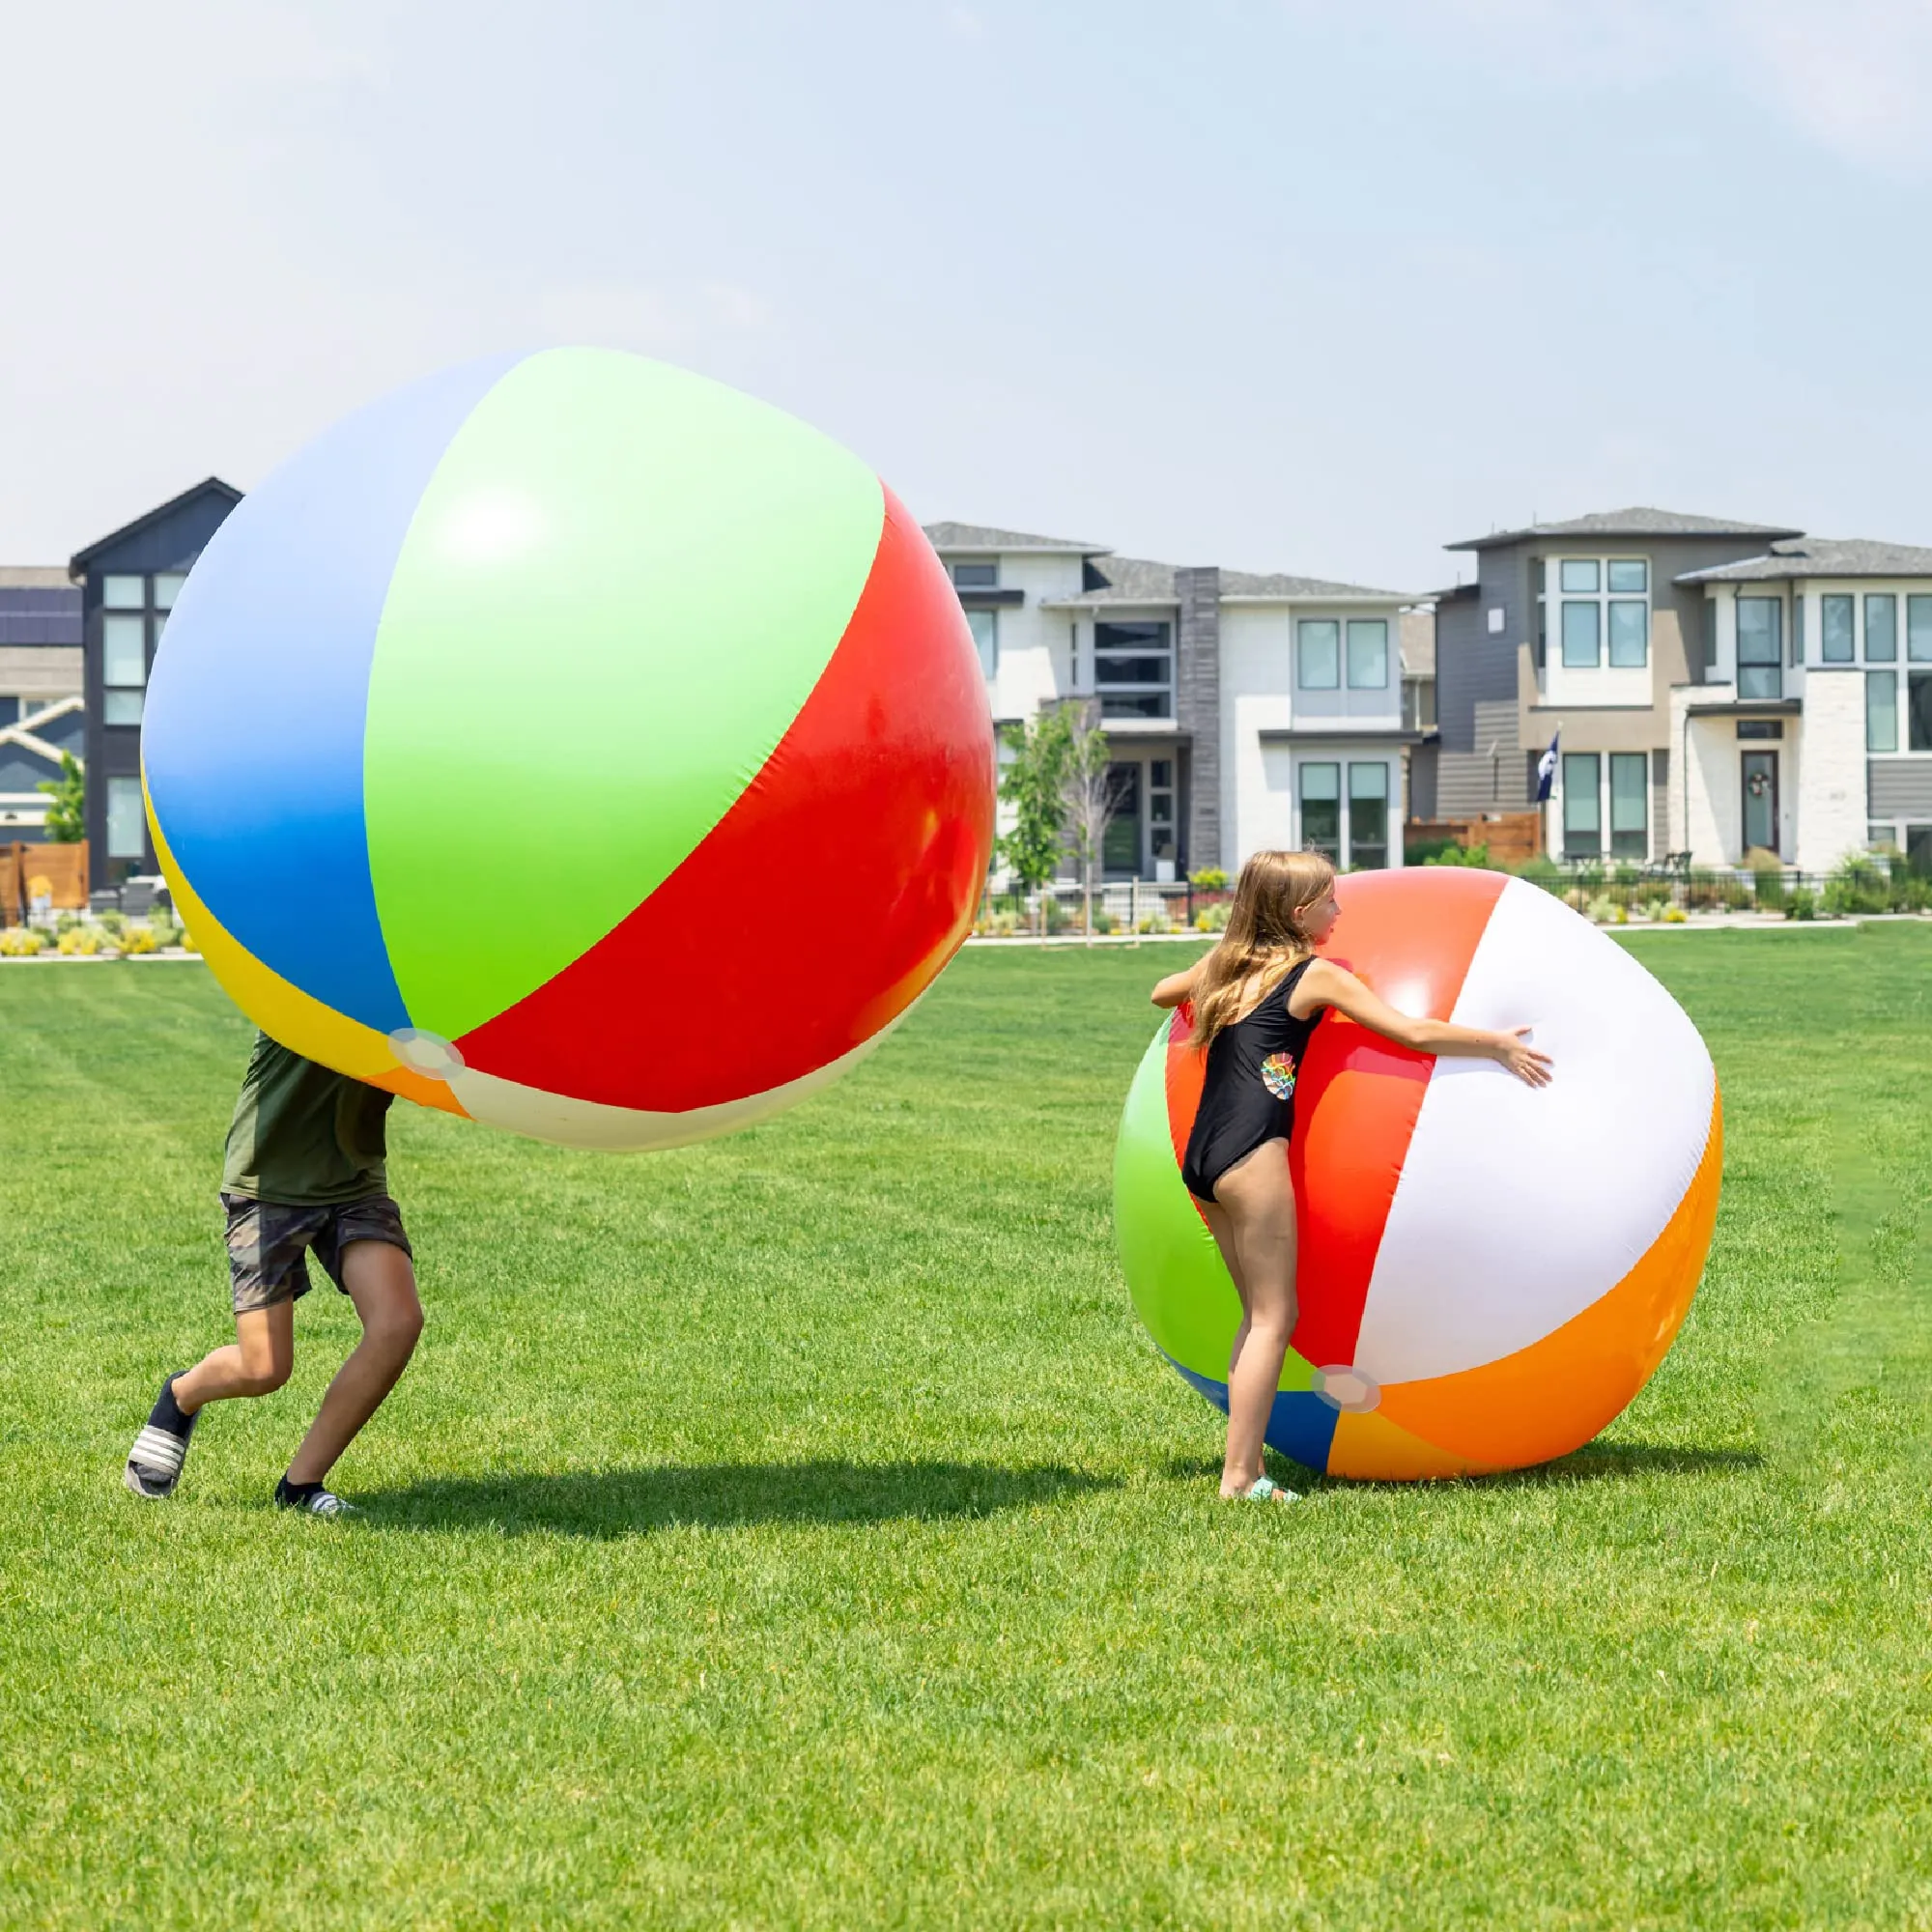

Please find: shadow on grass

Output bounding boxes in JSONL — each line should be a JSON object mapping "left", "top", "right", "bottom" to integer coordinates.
{"left": 362, "top": 1460, "right": 1115, "bottom": 1538}
{"left": 1162, "top": 1440, "right": 1761, "bottom": 1492}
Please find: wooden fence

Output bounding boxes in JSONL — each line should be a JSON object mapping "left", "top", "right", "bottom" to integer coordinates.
{"left": 1406, "top": 811, "right": 1544, "bottom": 866}
{"left": 1, "top": 841, "right": 90, "bottom": 924}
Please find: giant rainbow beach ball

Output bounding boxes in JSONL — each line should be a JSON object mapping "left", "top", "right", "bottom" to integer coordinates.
{"left": 1115, "top": 867, "right": 1721, "bottom": 1479}
{"left": 142, "top": 349, "right": 994, "bottom": 1148}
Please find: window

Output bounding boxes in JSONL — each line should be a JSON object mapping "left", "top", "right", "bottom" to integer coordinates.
{"left": 1561, "top": 601, "right": 1601, "bottom": 668}
{"left": 1403, "top": 678, "right": 1436, "bottom": 731}
{"left": 1864, "top": 594, "right": 1897, "bottom": 663}
{"left": 1102, "top": 763, "right": 1141, "bottom": 873}
{"left": 102, "top": 575, "right": 144, "bottom": 610}
{"left": 1296, "top": 620, "right": 1340, "bottom": 690}
{"left": 1910, "top": 596, "right": 1932, "bottom": 664}
{"left": 1607, "top": 600, "right": 1648, "bottom": 668}
{"left": 1868, "top": 671, "right": 1898, "bottom": 753}
{"left": 1149, "top": 758, "right": 1176, "bottom": 868}
{"left": 1736, "top": 598, "right": 1782, "bottom": 700}
{"left": 966, "top": 609, "right": 997, "bottom": 677}
{"left": 1822, "top": 595, "right": 1855, "bottom": 663}
{"left": 1607, "top": 559, "right": 1648, "bottom": 594}
{"left": 951, "top": 560, "right": 998, "bottom": 589}
{"left": 1609, "top": 752, "right": 1648, "bottom": 860}
{"left": 1534, "top": 559, "right": 1547, "bottom": 668}
{"left": 1560, "top": 560, "right": 1600, "bottom": 593}
{"left": 1094, "top": 620, "right": 1172, "bottom": 720}
{"left": 1913, "top": 671, "right": 1932, "bottom": 753}
{"left": 105, "top": 777, "right": 146, "bottom": 860}
{"left": 103, "top": 611, "right": 147, "bottom": 724}
{"left": 1349, "top": 762, "right": 1389, "bottom": 869}
{"left": 1346, "top": 620, "right": 1389, "bottom": 689}
{"left": 154, "top": 572, "right": 187, "bottom": 610}
{"left": 1702, "top": 597, "right": 1718, "bottom": 669}
{"left": 1562, "top": 753, "right": 1601, "bottom": 859}
{"left": 1299, "top": 762, "right": 1341, "bottom": 860}
{"left": 1737, "top": 719, "right": 1783, "bottom": 740}
{"left": 1791, "top": 594, "right": 1804, "bottom": 667}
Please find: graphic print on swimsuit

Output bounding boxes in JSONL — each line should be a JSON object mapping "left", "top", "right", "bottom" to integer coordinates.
{"left": 1259, "top": 1052, "right": 1297, "bottom": 1100}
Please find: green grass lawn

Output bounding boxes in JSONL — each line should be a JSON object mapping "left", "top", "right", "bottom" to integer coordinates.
{"left": 2, "top": 928, "right": 1930, "bottom": 1930}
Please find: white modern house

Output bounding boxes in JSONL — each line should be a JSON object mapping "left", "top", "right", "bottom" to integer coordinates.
{"left": 923, "top": 523, "right": 1426, "bottom": 878}
{"left": 1667, "top": 539, "right": 1932, "bottom": 874}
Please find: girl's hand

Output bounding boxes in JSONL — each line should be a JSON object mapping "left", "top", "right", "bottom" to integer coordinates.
{"left": 1492, "top": 1027, "right": 1553, "bottom": 1087}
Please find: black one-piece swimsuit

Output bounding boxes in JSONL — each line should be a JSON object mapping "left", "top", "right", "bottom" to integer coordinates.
{"left": 1180, "top": 957, "right": 1325, "bottom": 1203}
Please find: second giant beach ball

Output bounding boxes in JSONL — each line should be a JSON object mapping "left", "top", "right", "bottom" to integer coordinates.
{"left": 1115, "top": 867, "right": 1721, "bottom": 1479}
{"left": 142, "top": 349, "right": 995, "bottom": 1148}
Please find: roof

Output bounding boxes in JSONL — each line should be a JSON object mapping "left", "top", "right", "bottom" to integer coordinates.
{"left": 70, "top": 476, "right": 242, "bottom": 573}
{"left": 1044, "top": 556, "right": 1408, "bottom": 608}
{"left": 1675, "top": 536, "right": 1932, "bottom": 584}
{"left": 1445, "top": 507, "right": 1804, "bottom": 552}
{"left": 0, "top": 567, "right": 74, "bottom": 590}
{"left": 922, "top": 521, "right": 1104, "bottom": 554}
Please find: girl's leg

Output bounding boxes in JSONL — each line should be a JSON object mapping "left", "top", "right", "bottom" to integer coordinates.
{"left": 173, "top": 1303, "right": 295, "bottom": 1410}
{"left": 1197, "top": 1200, "right": 1254, "bottom": 1383}
{"left": 285, "top": 1241, "right": 423, "bottom": 1487}
{"left": 1210, "top": 1139, "right": 1298, "bottom": 1497}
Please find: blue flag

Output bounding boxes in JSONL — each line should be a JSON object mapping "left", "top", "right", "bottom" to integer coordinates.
{"left": 1535, "top": 728, "right": 1560, "bottom": 804}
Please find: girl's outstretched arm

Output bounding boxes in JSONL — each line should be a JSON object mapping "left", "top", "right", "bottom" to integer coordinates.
{"left": 1294, "top": 959, "right": 1552, "bottom": 1087}
{"left": 1151, "top": 960, "right": 1203, "bottom": 1009}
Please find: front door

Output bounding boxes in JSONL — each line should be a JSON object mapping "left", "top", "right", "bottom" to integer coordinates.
{"left": 1741, "top": 750, "right": 1779, "bottom": 857}
{"left": 1102, "top": 762, "right": 1141, "bottom": 876}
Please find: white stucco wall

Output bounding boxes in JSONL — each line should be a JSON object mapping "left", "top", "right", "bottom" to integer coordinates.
{"left": 979, "top": 550, "right": 1086, "bottom": 723}
{"left": 1796, "top": 667, "right": 1867, "bottom": 870}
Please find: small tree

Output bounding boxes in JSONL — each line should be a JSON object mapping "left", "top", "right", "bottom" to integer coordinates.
{"left": 1059, "top": 700, "right": 1119, "bottom": 939}
{"left": 39, "top": 753, "right": 85, "bottom": 842}
{"left": 998, "top": 708, "right": 1072, "bottom": 933}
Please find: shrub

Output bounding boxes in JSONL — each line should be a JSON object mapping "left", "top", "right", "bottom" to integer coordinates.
{"left": 1640, "top": 892, "right": 1671, "bottom": 920}
{"left": 98, "top": 909, "right": 128, "bottom": 935}
{"left": 54, "top": 912, "right": 82, "bottom": 935}
{"left": 1822, "top": 855, "right": 1891, "bottom": 918}
{"left": 1571, "top": 863, "right": 1605, "bottom": 894}
{"left": 0, "top": 927, "right": 45, "bottom": 956}
{"left": 1404, "top": 838, "right": 1461, "bottom": 866}
{"left": 56, "top": 926, "right": 102, "bottom": 956}
{"left": 1661, "top": 904, "right": 1689, "bottom": 923}
{"left": 1136, "top": 913, "right": 1173, "bottom": 935}
{"left": 988, "top": 909, "right": 1019, "bottom": 937}
{"left": 1091, "top": 909, "right": 1115, "bottom": 935}
{"left": 1585, "top": 895, "right": 1619, "bottom": 924}
{"left": 1612, "top": 864, "right": 1640, "bottom": 887}
{"left": 1187, "top": 867, "right": 1228, "bottom": 891}
{"left": 1193, "top": 902, "right": 1231, "bottom": 933}
{"left": 1719, "top": 877, "right": 1752, "bottom": 911}
{"left": 1751, "top": 866, "right": 1786, "bottom": 912}
{"left": 1424, "top": 842, "right": 1490, "bottom": 868}
{"left": 1042, "top": 897, "right": 1073, "bottom": 935}
{"left": 1787, "top": 885, "right": 1817, "bottom": 922}
{"left": 1516, "top": 856, "right": 1564, "bottom": 895}
{"left": 1684, "top": 871, "right": 1726, "bottom": 911}
{"left": 1896, "top": 873, "right": 1932, "bottom": 914}
{"left": 119, "top": 924, "right": 159, "bottom": 955}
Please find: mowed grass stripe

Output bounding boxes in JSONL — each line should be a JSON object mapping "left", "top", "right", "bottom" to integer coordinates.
{"left": 1, "top": 929, "right": 1929, "bottom": 1929}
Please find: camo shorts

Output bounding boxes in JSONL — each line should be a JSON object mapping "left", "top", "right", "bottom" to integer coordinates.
{"left": 220, "top": 1192, "right": 412, "bottom": 1315}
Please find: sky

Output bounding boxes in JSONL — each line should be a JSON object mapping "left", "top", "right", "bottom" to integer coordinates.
{"left": 5, "top": 0, "right": 1932, "bottom": 592}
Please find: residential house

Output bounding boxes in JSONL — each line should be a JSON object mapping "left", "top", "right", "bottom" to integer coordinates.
{"left": 923, "top": 523, "right": 1425, "bottom": 878}
{"left": 0, "top": 568, "right": 85, "bottom": 839}
{"left": 1434, "top": 506, "right": 1932, "bottom": 872}
{"left": 70, "top": 478, "right": 242, "bottom": 886}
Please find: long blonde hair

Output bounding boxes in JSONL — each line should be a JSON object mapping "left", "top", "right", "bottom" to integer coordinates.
{"left": 1189, "top": 849, "right": 1337, "bottom": 1055}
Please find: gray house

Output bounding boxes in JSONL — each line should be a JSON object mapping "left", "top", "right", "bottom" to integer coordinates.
{"left": 70, "top": 478, "right": 241, "bottom": 887}
{"left": 0, "top": 568, "right": 85, "bottom": 839}
{"left": 1434, "top": 507, "right": 1803, "bottom": 859}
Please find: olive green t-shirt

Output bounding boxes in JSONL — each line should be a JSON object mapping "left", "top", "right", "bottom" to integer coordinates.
{"left": 220, "top": 1033, "right": 394, "bottom": 1206}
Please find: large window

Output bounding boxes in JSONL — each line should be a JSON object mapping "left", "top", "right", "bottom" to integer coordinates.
{"left": 1346, "top": 620, "right": 1389, "bottom": 689}
{"left": 105, "top": 776, "right": 146, "bottom": 860}
{"left": 1911, "top": 596, "right": 1932, "bottom": 664}
{"left": 1914, "top": 672, "right": 1932, "bottom": 753}
{"left": 1558, "top": 557, "right": 1648, "bottom": 669}
{"left": 1349, "top": 761, "right": 1389, "bottom": 868}
{"left": 99, "top": 570, "right": 183, "bottom": 725}
{"left": 1094, "top": 620, "right": 1172, "bottom": 720}
{"left": 1864, "top": 594, "right": 1896, "bottom": 664}
{"left": 1792, "top": 593, "right": 1804, "bottom": 666}
{"left": 1148, "top": 757, "right": 1176, "bottom": 870}
{"left": 1299, "top": 761, "right": 1340, "bottom": 859}
{"left": 1608, "top": 752, "right": 1648, "bottom": 860}
{"left": 1822, "top": 594, "right": 1856, "bottom": 663}
{"left": 1562, "top": 753, "right": 1601, "bottom": 858}
{"left": 1296, "top": 620, "right": 1340, "bottom": 690}
{"left": 951, "top": 560, "right": 998, "bottom": 589}
{"left": 966, "top": 609, "right": 997, "bottom": 676}
{"left": 1736, "top": 597, "right": 1783, "bottom": 700}
{"left": 1868, "top": 670, "right": 1898, "bottom": 753}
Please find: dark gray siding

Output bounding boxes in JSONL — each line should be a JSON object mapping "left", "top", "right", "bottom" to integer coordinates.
{"left": 0, "top": 747, "right": 61, "bottom": 792}
{"left": 1436, "top": 560, "right": 1526, "bottom": 816}
{"left": 1871, "top": 758, "right": 1932, "bottom": 820}
{"left": 1176, "top": 566, "right": 1220, "bottom": 870}
{"left": 1406, "top": 739, "right": 1438, "bottom": 821}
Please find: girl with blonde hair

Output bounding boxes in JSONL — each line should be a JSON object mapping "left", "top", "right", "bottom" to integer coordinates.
{"left": 1151, "top": 849, "right": 1551, "bottom": 1501}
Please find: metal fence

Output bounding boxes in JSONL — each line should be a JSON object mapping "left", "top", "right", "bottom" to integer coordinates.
{"left": 976, "top": 858, "right": 1932, "bottom": 936}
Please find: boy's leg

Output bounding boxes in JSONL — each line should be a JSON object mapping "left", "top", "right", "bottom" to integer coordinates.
{"left": 284, "top": 1238, "right": 422, "bottom": 1489}
{"left": 174, "top": 1304, "right": 296, "bottom": 1410}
